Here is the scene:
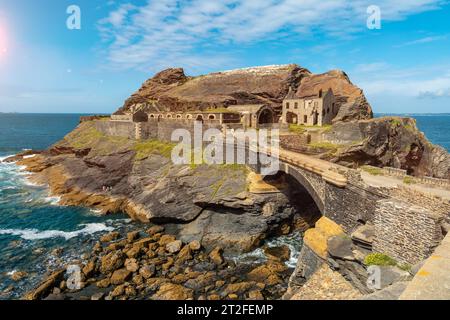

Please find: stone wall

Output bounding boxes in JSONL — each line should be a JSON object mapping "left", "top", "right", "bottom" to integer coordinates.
{"left": 94, "top": 120, "right": 136, "bottom": 139}
{"left": 373, "top": 199, "right": 443, "bottom": 265}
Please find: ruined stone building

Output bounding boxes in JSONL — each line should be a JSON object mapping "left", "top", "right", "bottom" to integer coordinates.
{"left": 282, "top": 88, "right": 337, "bottom": 126}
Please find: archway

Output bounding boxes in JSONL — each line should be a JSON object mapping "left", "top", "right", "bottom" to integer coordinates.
{"left": 196, "top": 115, "right": 204, "bottom": 122}
{"left": 262, "top": 171, "right": 322, "bottom": 231}
{"left": 258, "top": 108, "right": 274, "bottom": 125}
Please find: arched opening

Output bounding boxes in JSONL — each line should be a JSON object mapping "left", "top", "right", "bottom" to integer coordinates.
{"left": 286, "top": 112, "right": 297, "bottom": 124}
{"left": 176, "top": 114, "right": 183, "bottom": 119}
{"left": 208, "top": 114, "right": 216, "bottom": 120}
{"left": 258, "top": 108, "right": 274, "bottom": 125}
{"left": 166, "top": 114, "right": 173, "bottom": 119}
{"left": 261, "top": 171, "right": 322, "bottom": 233}
{"left": 186, "top": 114, "right": 193, "bottom": 120}
{"left": 149, "top": 114, "right": 156, "bottom": 119}
{"left": 196, "top": 115, "right": 204, "bottom": 122}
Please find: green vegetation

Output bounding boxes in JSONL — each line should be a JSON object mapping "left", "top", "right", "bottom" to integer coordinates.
{"left": 361, "top": 165, "right": 383, "bottom": 176}
{"left": 67, "top": 125, "right": 103, "bottom": 149}
{"left": 308, "top": 141, "right": 341, "bottom": 151}
{"left": 390, "top": 119, "right": 402, "bottom": 127}
{"left": 288, "top": 124, "right": 306, "bottom": 135}
{"left": 133, "top": 140, "right": 176, "bottom": 160}
{"left": 364, "top": 253, "right": 397, "bottom": 266}
{"left": 403, "top": 176, "right": 416, "bottom": 185}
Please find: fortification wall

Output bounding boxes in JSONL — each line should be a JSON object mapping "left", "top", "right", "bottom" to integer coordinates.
{"left": 94, "top": 120, "right": 136, "bottom": 139}
{"left": 373, "top": 199, "right": 443, "bottom": 265}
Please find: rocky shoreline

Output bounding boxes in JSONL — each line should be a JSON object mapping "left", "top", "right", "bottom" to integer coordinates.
{"left": 23, "top": 225, "right": 295, "bottom": 301}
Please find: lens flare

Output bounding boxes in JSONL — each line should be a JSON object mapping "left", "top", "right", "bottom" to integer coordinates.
{"left": 0, "top": 25, "right": 7, "bottom": 57}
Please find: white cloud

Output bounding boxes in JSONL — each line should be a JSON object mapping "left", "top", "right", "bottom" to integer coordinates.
{"left": 395, "top": 34, "right": 448, "bottom": 47}
{"left": 98, "top": 0, "right": 446, "bottom": 72}
{"left": 353, "top": 63, "right": 450, "bottom": 100}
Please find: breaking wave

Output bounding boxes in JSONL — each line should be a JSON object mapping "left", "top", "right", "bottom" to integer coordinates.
{"left": 0, "top": 223, "right": 114, "bottom": 241}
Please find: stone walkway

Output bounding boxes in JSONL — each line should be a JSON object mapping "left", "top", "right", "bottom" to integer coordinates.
{"left": 290, "top": 264, "right": 362, "bottom": 300}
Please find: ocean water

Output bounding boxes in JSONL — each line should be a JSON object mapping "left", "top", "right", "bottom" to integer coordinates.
{"left": 0, "top": 113, "right": 448, "bottom": 299}
{"left": 0, "top": 114, "right": 141, "bottom": 299}
{"left": 376, "top": 113, "right": 450, "bottom": 151}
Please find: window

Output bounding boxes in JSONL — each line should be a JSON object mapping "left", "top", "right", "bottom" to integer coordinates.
{"left": 304, "top": 115, "right": 308, "bottom": 123}
{"left": 294, "top": 102, "right": 298, "bottom": 109}
{"left": 286, "top": 102, "right": 290, "bottom": 109}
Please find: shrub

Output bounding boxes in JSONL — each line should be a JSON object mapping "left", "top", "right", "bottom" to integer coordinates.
{"left": 364, "top": 253, "right": 397, "bottom": 266}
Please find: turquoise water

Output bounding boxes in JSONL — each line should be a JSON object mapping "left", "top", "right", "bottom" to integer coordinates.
{"left": 0, "top": 113, "right": 448, "bottom": 299}
{"left": 0, "top": 114, "right": 140, "bottom": 299}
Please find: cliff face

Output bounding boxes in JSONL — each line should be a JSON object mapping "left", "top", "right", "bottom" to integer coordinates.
{"left": 296, "top": 70, "right": 373, "bottom": 122}
{"left": 323, "top": 117, "right": 450, "bottom": 179}
{"left": 8, "top": 122, "right": 317, "bottom": 254}
{"left": 118, "top": 65, "right": 373, "bottom": 121}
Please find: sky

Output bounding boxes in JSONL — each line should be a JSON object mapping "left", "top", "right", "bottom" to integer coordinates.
{"left": 0, "top": 0, "right": 449, "bottom": 114}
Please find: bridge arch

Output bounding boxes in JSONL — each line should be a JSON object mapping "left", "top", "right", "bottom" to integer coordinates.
{"left": 262, "top": 163, "right": 325, "bottom": 214}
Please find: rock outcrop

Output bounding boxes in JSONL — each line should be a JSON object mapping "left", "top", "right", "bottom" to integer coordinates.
{"left": 322, "top": 117, "right": 450, "bottom": 179}
{"left": 295, "top": 70, "right": 373, "bottom": 121}
{"left": 116, "top": 65, "right": 372, "bottom": 122}
{"left": 9, "top": 121, "right": 319, "bottom": 254}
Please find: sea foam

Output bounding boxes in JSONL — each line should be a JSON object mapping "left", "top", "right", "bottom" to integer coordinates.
{"left": 0, "top": 223, "right": 114, "bottom": 241}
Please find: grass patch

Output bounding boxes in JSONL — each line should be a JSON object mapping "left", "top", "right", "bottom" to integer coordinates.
{"left": 67, "top": 125, "right": 103, "bottom": 149}
{"left": 308, "top": 142, "right": 341, "bottom": 151}
{"left": 361, "top": 165, "right": 383, "bottom": 176}
{"left": 289, "top": 124, "right": 306, "bottom": 135}
{"left": 133, "top": 140, "right": 176, "bottom": 160}
{"left": 364, "top": 253, "right": 397, "bottom": 266}
{"left": 403, "top": 176, "right": 416, "bottom": 185}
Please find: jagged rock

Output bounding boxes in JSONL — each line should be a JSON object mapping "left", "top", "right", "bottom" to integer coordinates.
{"left": 91, "top": 292, "right": 105, "bottom": 300}
{"left": 100, "top": 251, "right": 125, "bottom": 274}
{"left": 324, "top": 117, "right": 450, "bottom": 179}
{"left": 351, "top": 224, "right": 375, "bottom": 249}
{"left": 82, "top": 260, "right": 96, "bottom": 278}
{"left": 327, "top": 236, "right": 354, "bottom": 260}
{"left": 125, "top": 258, "right": 139, "bottom": 272}
{"left": 24, "top": 269, "right": 65, "bottom": 300}
{"left": 264, "top": 245, "right": 291, "bottom": 262}
{"left": 9, "top": 270, "right": 28, "bottom": 282}
{"left": 127, "top": 231, "right": 140, "bottom": 242}
{"left": 147, "top": 225, "right": 165, "bottom": 236}
{"left": 152, "top": 283, "right": 194, "bottom": 300}
{"left": 96, "top": 278, "right": 110, "bottom": 288}
{"left": 166, "top": 240, "right": 182, "bottom": 254}
{"left": 119, "top": 65, "right": 311, "bottom": 113}
{"left": 100, "top": 232, "right": 120, "bottom": 243}
{"left": 248, "top": 290, "right": 265, "bottom": 300}
{"left": 247, "top": 261, "right": 287, "bottom": 286}
{"left": 209, "top": 247, "right": 224, "bottom": 265}
{"left": 188, "top": 240, "right": 201, "bottom": 251}
{"left": 176, "top": 245, "right": 193, "bottom": 264}
{"left": 110, "top": 269, "right": 132, "bottom": 285}
{"left": 139, "top": 265, "right": 156, "bottom": 279}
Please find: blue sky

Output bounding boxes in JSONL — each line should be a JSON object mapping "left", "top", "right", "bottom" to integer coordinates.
{"left": 0, "top": 0, "right": 449, "bottom": 114}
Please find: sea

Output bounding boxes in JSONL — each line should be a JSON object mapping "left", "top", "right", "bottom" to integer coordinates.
{"left": 0, "top": 113, "right": 448, "bottom": 299}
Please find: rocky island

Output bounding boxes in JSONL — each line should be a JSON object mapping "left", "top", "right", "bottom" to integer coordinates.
{"left": 4, "top": 64, "right": 450, "bottom": 300}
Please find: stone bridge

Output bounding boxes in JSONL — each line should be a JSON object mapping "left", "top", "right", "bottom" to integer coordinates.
{"left": 248, "top": 146, "right": 450, "bottom": 266}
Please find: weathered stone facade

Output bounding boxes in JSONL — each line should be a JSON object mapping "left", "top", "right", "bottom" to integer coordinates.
{"left": 373, "top": 199, "right": 443, "bottom": 265}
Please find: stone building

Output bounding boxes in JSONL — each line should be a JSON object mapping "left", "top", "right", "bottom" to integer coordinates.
{"left": 282, "top": 88, "right": 337, "bottom": 126}
{"left": 226, "top": 104, "right": 275, "bottom": 128}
